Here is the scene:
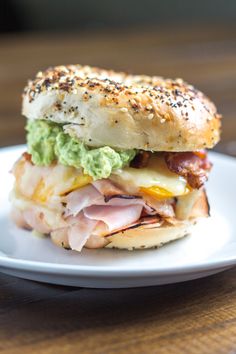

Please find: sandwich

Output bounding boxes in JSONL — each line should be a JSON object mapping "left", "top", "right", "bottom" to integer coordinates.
{"left": 10, "top": 65, "right": 221, "bottom": 251}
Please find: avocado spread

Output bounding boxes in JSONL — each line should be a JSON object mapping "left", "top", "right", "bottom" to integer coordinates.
{"left": 26, "top": 120, "right": 136, "bottom": 179}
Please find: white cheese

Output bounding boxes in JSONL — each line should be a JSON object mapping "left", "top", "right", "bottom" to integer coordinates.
{"left": 110, "top": 155, "right": 187, "bottom": 196}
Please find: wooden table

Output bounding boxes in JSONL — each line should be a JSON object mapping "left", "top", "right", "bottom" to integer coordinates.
{"left": 0, "top": 25, "right": 236, "bottom": 353}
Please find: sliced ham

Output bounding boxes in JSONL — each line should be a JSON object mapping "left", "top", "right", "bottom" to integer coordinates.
{"left": 92, "top": 179, "right": 124, "bottom": 196}
{"left": 68, "top": 212, "right": 98, "bottom": 251}
{"left": 91, "top": 221, "right": 109, "bottom": 236}
{"left": 63, "top": 184, "right": 102, "bottom": 217}
{"left": 142, "top": 195, "right": 175, "bottom": 218}
{"left": 23, "top": 209, "right": 51, "bottom": 234}
{"left": 86, "top": 215, "right": 162, "bottom": 248}
{"left": 108, "top": 215, "right": 163, "bottom": 235}
{"left": 64, "top": 182, "right": 155, "bottom": 217}
{"left": 11, "top": 207, "right": 32, "bottom": 230}
{"left": 105, "top": 196, "right": 155, "bottom": 215}
{"left": 51, "top": 219, "right": 109, "bottom": 250}
{"left": 51, "top": 227, "right": 69, "bottom": 249}
{"left": 84, "top": 204, "right": 143, "bottom": 232}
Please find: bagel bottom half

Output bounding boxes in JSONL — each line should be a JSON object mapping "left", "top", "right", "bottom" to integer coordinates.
{"left": 105, "top": 222, "right": 193, "bottom": 250}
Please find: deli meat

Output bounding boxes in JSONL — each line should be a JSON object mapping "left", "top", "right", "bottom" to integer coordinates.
{"left": 164, "top": 152, "right": 212, "bottom": 189}
{"left": 84, "top": 204, "right": 143, "bottom": 232}
{"left": 64, "top": 183, "right": 156, "bottom": 217}
{"left": 68, "top": 213, "right": 98, "bottom": 251}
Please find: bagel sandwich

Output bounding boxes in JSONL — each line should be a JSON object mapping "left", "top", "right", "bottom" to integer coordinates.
{"left": 10, "top": 64, "right": 221, "bottom": 251}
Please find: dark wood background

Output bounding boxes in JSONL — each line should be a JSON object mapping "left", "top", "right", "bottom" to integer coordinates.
{"left": 0, "top": 24, "right": 236, "bottom": 353}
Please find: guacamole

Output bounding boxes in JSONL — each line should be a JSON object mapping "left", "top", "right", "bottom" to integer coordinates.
{"left": 26, "top": 120, "right": 136, "bottom": 179}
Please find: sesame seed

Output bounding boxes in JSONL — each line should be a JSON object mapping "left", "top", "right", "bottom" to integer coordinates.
{"left": 164, "top": 113, "right": 170, "bottom": 120}
{"left": 176, "top": 78, "right": 183, "bottom": 84}
{"left": 130, "top": 99, "right": 136, "bottom": 106}
{"left": 148, "top": 113, "right": 154, "bottom": 120}
{"left": 24, "top": 65, "right": 219, "bottom": 127}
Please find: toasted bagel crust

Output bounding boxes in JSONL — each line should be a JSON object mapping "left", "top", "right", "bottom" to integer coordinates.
{"left": 22, "top": 64, "right": 221, "bottom": 151}
{"left": 105, "top": 222, "right": 192, "bottom": 250}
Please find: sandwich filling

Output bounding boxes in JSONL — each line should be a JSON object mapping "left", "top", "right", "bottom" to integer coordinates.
{"left": 26, "top": 120, "right": 136, "bottom": 179}
{"left": 11, "top": 119, "right": 211, "bottom": 251}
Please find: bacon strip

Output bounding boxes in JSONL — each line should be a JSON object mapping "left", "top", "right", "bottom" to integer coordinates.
{"left": 22, "top": 152, "right": 32, "bottom": 162}
{"left": 164, "top": 152, "right": 212, "bottom": 189}
{"left": 130, "top": 151, "right": 151, "bottom": 168}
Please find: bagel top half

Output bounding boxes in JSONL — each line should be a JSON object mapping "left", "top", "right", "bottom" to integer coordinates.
{"left": 22, "top": 64, "right": 221, "bottom": 151}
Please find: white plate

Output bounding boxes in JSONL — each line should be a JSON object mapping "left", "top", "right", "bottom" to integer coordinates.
{"left": 0, "top": 145, "right": 235, "bottom": 288}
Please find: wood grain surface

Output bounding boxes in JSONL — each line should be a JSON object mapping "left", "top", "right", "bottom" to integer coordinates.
{"left": 0, "top": 24, "right": 236, "bottom": 353}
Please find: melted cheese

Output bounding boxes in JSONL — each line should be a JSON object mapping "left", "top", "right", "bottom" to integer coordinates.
{"left": 110, "top": 155, "right": 187, "bottom": 196}
{"left": 10, "top": 189, "right": 66, "bottom": 229}
{"left": 13, "top": 158, "right": 92, "bottom": 204}
{"left": 13, "top": 154, "right": 188, "bottom": 206}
